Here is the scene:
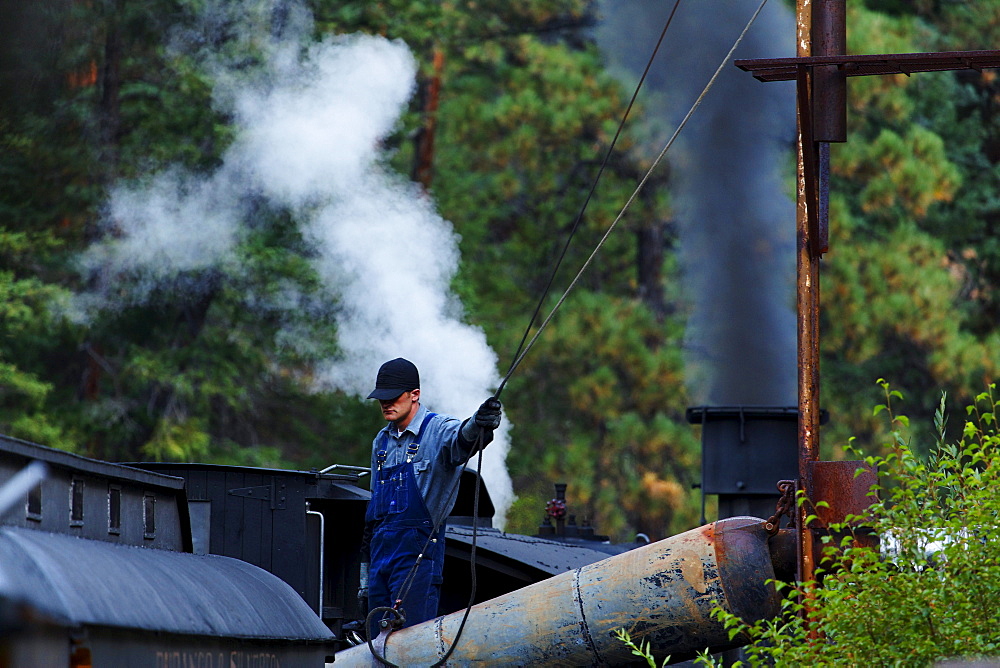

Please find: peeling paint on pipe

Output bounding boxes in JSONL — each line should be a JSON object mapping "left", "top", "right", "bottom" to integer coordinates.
{"left": 335, "top": 516, "right": 784, "bottom": 666}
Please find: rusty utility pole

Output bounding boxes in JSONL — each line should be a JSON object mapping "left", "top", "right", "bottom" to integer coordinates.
{"left": 794, "top": 0, "right": 827, "bottom": 588}
{"left": 736, "top": 1, "right": 1000, "bottom": 585}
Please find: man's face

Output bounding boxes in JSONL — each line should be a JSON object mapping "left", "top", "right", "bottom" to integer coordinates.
{"left": 379, "top": 389, "right": 420, "bottom": 427}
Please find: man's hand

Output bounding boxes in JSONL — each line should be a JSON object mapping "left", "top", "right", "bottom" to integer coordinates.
{"left": 474, "top": 397, "right": 502, "bottom": 430}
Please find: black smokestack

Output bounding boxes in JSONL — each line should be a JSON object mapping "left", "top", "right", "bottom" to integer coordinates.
{"left": 596, "top": 1, "right": 797, "bottom": 406}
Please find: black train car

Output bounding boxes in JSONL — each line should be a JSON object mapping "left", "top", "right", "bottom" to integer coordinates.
{"left": 133, "top": 461, "right": 371, "bottom": 642}
{"left": 134, "top": 463, "right": 624, "bottom": 644}
{"left": 0, "top": 435, "right": 337, "bottom": 667}
{"left": 0, "top": 433, "right": 624, "bottom": 664}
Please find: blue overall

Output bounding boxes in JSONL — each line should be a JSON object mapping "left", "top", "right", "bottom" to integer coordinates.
{"left": 366, "top": 412, "right": 447, "bottom": 633}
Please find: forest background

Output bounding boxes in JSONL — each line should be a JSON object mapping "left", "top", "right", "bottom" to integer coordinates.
{"left": 2, "top": 0, "right": 997, "bottom": 541}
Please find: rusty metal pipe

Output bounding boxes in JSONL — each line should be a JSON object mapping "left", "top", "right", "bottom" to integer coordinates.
{"left": 335, "top": 517, "right": 789, "bottom": 666}
{"left": 795, "top": 0, "right": 821, "bottom": 587}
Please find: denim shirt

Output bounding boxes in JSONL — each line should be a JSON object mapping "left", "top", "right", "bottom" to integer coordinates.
{"left": 370, "top": 404, "right": 490, "bottom": 526}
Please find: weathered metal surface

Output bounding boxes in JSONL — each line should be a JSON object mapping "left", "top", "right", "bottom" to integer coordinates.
{"left": 686, "top": 406, "right": 821, "bottom": 496}
{"left": 795, "top": 0, "right": 822, "bottom": 586}
{"left": 85, "top": 629, "right": 331, "bottom": 668}
{"left": 795, "top": 66, "right": 827, "bottom": 257}
{"left": 445, "top": 525, "right": 623, "bottom": 577}
{"left": 714, "top": 518, "right": 784, "bottom": 627}
{"left": 0, "top": 433, "right": 187, "bottom": 489}
{"left": 810, "top": 0, "right": 846, "bottom": 142}
{"left": 736, "top": 50, "right": 1000, "bottom": 82}
{"left": 0, "top": 448, "right": 189, "bottom": 550}
{"left": 809, "top": 460, "right": 876, "bottom": 525}
{"left": 768, "top": 529, "right": 798, "bottom": 583}
{"left": 334, "top": 516, "right": 784, "bottom": 667}
{"left": 0, "top": 526, "right": 335, "bottom": 640}
{"left": 809, "top": 460, "right": 879, "bottom": 550}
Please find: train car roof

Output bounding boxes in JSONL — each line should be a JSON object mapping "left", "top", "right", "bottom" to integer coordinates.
{"left": 0, "top": 434, "right": 185, "bottom": 490}
{"left": 0, "top": 526, "right": 334, "bottom": 641}
{"left": 445, "top": 525, "right": 622, "bottom": 576}
{"left": 131, "top": 460, "right": 366, "bottom": 484}
{"left": 131, "top": 461, "right": 371, "bottom": 502}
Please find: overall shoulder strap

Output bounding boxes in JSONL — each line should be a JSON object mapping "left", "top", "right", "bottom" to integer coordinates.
{"left": 413, "top": 412, "right": 437, "bottom": 445}
{"left": 375, "top": 429, "right": 391, "bottom": 469}
{"left": 406, "top": 412, "right": 438, "bottom": 459}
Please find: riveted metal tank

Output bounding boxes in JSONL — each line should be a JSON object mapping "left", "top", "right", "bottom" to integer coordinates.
{"left": 335, "top": 515, "right": 788, "bottom": 666}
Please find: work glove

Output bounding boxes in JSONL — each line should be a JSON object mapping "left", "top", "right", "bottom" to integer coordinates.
{"left": 474, "top": 397, "right": 502, "bottom": 430}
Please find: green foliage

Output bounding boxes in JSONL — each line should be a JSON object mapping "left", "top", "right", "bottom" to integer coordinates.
{"left": 838, "top": 126, "right": 960, "bottom": 221}
{"left": 502, "top": 291, "right": 699, "bottom": 540}
{"left": 613, "top": 628, "right": 670, "bottom": 668}
{"left": 0, "top": 236, "right": 76, "bottom": 449}
{"left": 3, "top": 0, "right": 1000, "bottom": 546}
{"left": 699, "top": 382, "right": 1000, "bottom": 666}
{"left": 819, "top": 2, "right": 1000, "bottom": 457}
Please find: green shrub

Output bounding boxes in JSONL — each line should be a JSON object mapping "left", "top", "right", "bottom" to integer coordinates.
{"left": 613, "top": 628, "right": 670, "bottom": 668}
{"left": 699, "top": 381, "right": 1000, "bottom": 667}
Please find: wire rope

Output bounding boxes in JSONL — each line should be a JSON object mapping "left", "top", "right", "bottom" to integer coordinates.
{"left": 497, "top": 0, "right": 684, "bottom": 399}
{"left": 364, "top": 0, "right": 771, "bottom": 664}
{"left": 497, "top": 0, "right": 771, "bottom": 394}
{"left": 365, "top": 430, "right": 485, "bottom": 667}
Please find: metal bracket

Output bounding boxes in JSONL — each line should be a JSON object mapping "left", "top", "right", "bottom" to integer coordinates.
{"left": 228, "top": 482, "right": 287, "bottom": 509}
{"left": 764, "top": 479, "right": 797, "bottom": 535}
{"left": 796, "top": 65, "right": 829, "bottom": 256}
{"left": 370, "top": 626, "right": 394, "bottom": 666}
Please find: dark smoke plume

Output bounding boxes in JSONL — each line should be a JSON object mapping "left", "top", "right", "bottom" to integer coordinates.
{"left": 596, "top": 0, "right": 797, "bottom": 406}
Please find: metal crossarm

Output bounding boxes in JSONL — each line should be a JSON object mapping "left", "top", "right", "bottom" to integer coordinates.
{"left": 735, "top": 50, "right": 1000, "bottom": 82}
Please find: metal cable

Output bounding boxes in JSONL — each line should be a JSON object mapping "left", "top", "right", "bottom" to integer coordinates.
{"left": 497, "top": 0, "right": 771, "bottom": 394}
{"left": 497, "top": 0, "right": 683, "bottom": 399}
{"left": 363, "top": 1, "right": 771, "bottom": 663}
{"left": 429, "top": 447, "right": 483, "bottom": 667}
{"left": 366, "top": 429, "right": 485, "bottom": 667}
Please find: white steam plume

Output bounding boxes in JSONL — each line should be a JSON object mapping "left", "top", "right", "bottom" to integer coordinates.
{"left": 76, "top": 6, "right": 514, "bottom": 523}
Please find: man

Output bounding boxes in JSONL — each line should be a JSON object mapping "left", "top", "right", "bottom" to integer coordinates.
{"left": 362, "top": 357, "right": 502, "bottom": 634}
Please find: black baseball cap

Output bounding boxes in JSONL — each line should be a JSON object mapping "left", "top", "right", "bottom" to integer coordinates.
{"left": 367, "top": 358, "right": 420, "bottom": 400}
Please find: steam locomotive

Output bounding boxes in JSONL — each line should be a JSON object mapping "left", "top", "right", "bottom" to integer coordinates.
{"left": 0, "top": 433, "right": 629, "bottom": 666}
